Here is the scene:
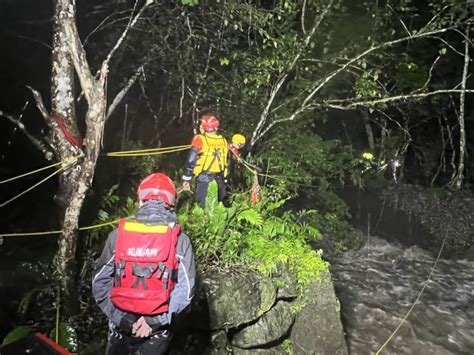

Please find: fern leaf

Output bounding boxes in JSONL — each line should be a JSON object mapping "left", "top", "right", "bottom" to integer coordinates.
{"left": 238, "top": 208, "right": 263, "bottom": 226}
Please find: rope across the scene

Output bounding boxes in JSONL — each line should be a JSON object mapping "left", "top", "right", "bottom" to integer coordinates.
{"left": 0, "top": 157, "right": 79, "bottom": 208}
{"left": 106, "top": 144, "right": 191, "bottom": 157}
{"left": 0, "top": 219, "right": 120, "bottom": 238}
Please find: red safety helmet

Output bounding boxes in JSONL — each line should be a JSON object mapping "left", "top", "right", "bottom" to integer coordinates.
{"left": 137, "top": 173, "right": 176, "bottom": 205}
{"left": 201, "top": 115, "right": 220, "bottom": 131}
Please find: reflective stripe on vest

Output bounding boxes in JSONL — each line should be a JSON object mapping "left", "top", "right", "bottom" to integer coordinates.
{"left": 193, "top": 134, "right": 228, "bottom": 176}
{"left": 123, "top": 222, "right": 169, "bottom": 234}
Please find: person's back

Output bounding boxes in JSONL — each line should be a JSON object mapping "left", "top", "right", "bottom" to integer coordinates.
{"left": 92, "top": 173, "right": 196, "bottom": 355}
{"left": 182, "top": 115, "right": 229, "bottom": 207}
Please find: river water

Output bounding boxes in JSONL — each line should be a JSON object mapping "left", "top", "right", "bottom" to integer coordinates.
{"left": 331, "top": 236, "right": 474, "bottom": 354}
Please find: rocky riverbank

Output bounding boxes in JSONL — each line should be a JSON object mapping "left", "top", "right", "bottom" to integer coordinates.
{"left": 171, "top": 269, "right": 348, "bottom": 354}
{"left": 383, "top": 184, "right": 474, "bottom": 259}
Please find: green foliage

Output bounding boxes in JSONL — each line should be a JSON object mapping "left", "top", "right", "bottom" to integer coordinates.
{"left": 124, "top": 141, "right": 164, "bottom": 179}
{"left": 180, "top": 0, "right": 199, "bottom": 6}
{"left": 310, "top": 189, "right": 363, "bottom": 254}
{"left": 282, "top": 339, "right": 294, "bottom": 355}
{"left": 395, "top": 56, "right": 428, "bottom": 92}
{"left": 50, "top": 322, "right": 78, "bottom": 353}
{"left": 179, "top": 181, "right": 254, "bottom": 266}
{"left": 246, "top": 234, "right": 328, "bottom": 287}
{"left": 88, "top": 184, "right": 138, "bottom": 249}
{"left": 355, "top": 69, "right": 383, "bottom": 99}
{"left": 180, "top": 181, "right": 328, "bottom": 285}
{"left": 1, "top": 326, "right": 31, "bottom": 346}
{"left": 246, "top": 127, "right": 365, "bottom": 255}
{"left": 258, "top": 129, "right": 355, "bottom": 192}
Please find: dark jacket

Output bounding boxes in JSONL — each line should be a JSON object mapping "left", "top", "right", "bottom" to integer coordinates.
{"left": 92, "top": 200, "right": 196, "bottom": 332}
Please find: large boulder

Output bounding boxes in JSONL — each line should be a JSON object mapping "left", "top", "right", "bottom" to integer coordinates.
{"left": 291, "top": 271, "right": 348, "bottom": 355}
{"left": 200, "top": 273, "right": 277, "bottom": 330}
{"left": 231, "top": 300, "right": 295, "bottom": 348}
{"left": 170, "top": 270, "right": 348, "bottom": 354}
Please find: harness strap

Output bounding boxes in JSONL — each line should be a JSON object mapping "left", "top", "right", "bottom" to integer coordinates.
{"left": 115, "top": 260, "right": 126, "bottom": 287}
{"left": 171, "top": 268, "right": 178, "bottom": 282}
{"left": 214, "top": 148, "right": 225, "bottom": 173}
{"left": 201, "top": 135, "right": 226, "bottom": 174}
{"left": 131, "top": 262, "right": 156, "bottom": 290}
{"left": 162, "top": 270, "right": 170, "bottom": 290}
{"left": 156, "top": 262, "right": 172, "bottom": 290}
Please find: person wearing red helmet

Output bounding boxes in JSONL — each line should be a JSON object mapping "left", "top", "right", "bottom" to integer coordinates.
{"left": 182, "top": 114, "right": 229, "bottom": 207}
{"left": 92, "top": 173, "right": 196, "bottom": 355}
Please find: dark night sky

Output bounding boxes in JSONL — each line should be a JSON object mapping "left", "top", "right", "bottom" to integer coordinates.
{"left": 0, "top": 1, "right": 53, "bottom": 166}
{"left": 1, "top": 1, "right": 59, "bottom": 233}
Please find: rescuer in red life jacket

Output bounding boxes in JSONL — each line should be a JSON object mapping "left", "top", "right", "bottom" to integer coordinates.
{"left": 92, "top": 173, "right": 196, "bottom": 355}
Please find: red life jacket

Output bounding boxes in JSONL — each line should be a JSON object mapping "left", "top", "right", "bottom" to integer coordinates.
{"left": 110, "top": 218, "right": 180, "bottom": 315}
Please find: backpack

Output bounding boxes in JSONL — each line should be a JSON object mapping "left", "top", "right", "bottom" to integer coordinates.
{"left": 110, "top": 218, "right": 180, "bottom": 315}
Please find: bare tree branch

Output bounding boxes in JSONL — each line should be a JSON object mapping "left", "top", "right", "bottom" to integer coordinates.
{"left": 388, "top": 4, "right": 412, "bottom": 37}
{"left": 106, "top": 64, "right": 144, "bottom": 121}
{"left": 83, "top": 8, "right": 134, "bottom": 46}
{"left": 103, "top": 0, "right": 150, "bottom": 68}
{"left": 64, "top": 18, "right": 96, "bottom": 104}
{"left": 301, "top": 0, "right": 308, "bottom": 35}
{"left": 252, "top": 26, "right": 457, "bottom": 144}
{"left": 416, "top": 54, "right": 442, "bottom": 92}
{"left": 250, "top": 0, "right": 334, "bottom": 146}
{"left": 0, "top": 110, "right": 54, "bottom": 160}
{"left": 322, "top": 89, "right": 474, "bottom": 110}
{"left": 26, "top": 85, "right": 52, "bottom": 128}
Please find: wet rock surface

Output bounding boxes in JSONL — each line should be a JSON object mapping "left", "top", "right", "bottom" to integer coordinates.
{"left": 383, "top": 184, "right": 474, "bottom": 258}
{"left": 171, "top": 270, "right": 348, "bottom": 354}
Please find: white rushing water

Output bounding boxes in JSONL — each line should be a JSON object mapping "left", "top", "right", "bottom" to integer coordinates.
{"left": 331, "top": 237, "right": 474, "bottom": 355}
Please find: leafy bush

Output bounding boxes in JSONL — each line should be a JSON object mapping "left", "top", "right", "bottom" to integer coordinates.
{"left": 179, "top": 181, "right": 328, "bottom": 286}
{"left": 88, "top": 184, "right": 138, "bottom": 251}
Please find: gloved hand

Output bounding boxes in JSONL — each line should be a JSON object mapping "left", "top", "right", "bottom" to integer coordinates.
{"left": 119, "top": 314, "right": 139, "bottom": 334}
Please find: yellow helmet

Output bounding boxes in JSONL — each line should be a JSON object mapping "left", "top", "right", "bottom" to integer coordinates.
{"left": 232, "top": 134, "right": 246, "bottom": 146}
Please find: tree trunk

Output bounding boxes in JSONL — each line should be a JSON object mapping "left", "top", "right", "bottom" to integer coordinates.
{"left": 450, "top": 25, "right": 470, "bottom": 190}
{"left": 51, "top": 0, "right": 108, "bottom": 316}
{"left": 359, "top": 107, "right": 375, "bottom": 151}
{"left": 51, "top": 0, "right": 83, "bottom": 314}
{"left": 49, "top": 0, "right": 145, "bottom": 316}
{"left": 57, "top": 96, "right": 106, "bottom": 315}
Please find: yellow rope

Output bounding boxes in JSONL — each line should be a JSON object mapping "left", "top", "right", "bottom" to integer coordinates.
{"left": 0, "top": 219, "right": 120, "bottom": 238}
{"left": 106, "top": 144, "right": 191, "bottom": 157}
{"left": 0, "top": 229, "right": 62, "bottom": 237}
{"left": 78, "top": 219, "right": 120, "bottom": 231}
{"left": 375, "top": 219, "right": 451, "bottom": 354}
{"left": 107, "top": 146, "right": 191, "bottom": 157}
{"left": 235, "top": 155, "right": 317, "bottom": 189}
{"left": 107, "top": 144, "right": 191, "bottom": 154}
{"left": 0, "top": 158, "right": 78, "bottom": 208}
{"left": 0, "top": 158, "right": 76, "bottom": 184}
